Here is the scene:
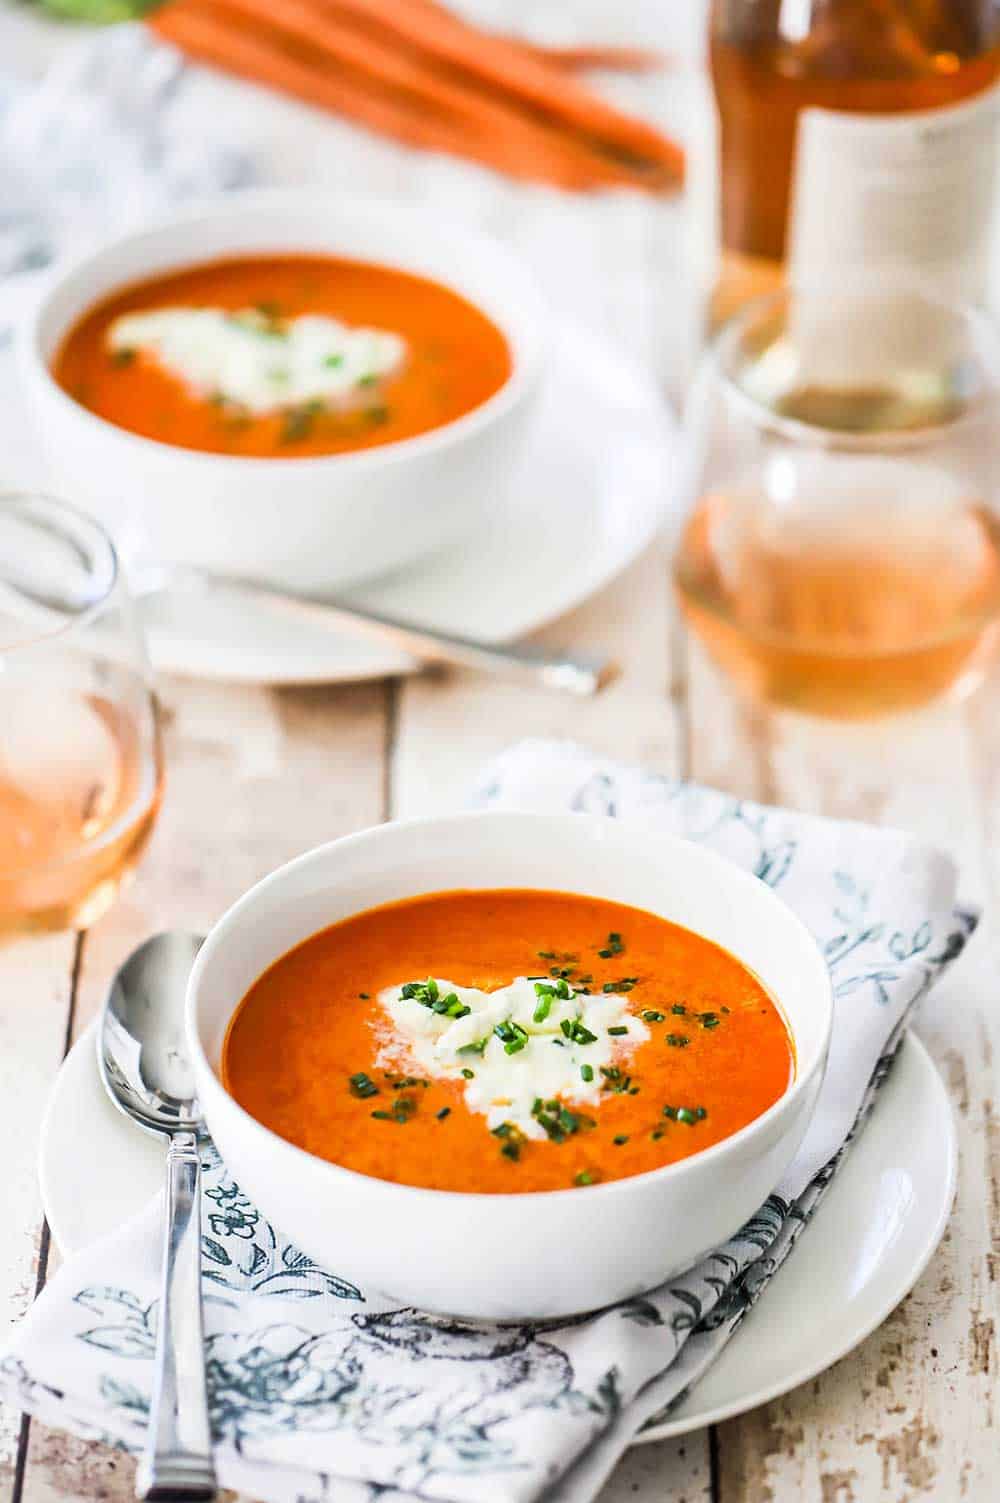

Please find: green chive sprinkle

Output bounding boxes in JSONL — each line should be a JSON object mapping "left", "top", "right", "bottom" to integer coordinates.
{"left": 671, "top": 1003, "right": 687, "bottom": 1016}
{"left": 676, "top": 1107, "right": 697, "bottom": 1125}
{"left": 533, "top": 987, "right": 554, "bottom": 1023}
{"left": 560, "top": 1018, "right": 598, "bottom": 1046}
{"left": 461, "top": 1067, "right": 475, "bottom": 1079}
{"left": 494, "top": 1019, "right": 529, "bottom": 1055}
{"left": 436, "top": 1107, "right": 451, "bottom": 1121}
{"left": 574, "top": 1168, "right": 599, "bottom": 1186}
{"left": 608, "top": 1026, "right": 628, "bottom": 1036}
{"left": 349, "top": 1072, "right": 379, "bottom": 1099}
{"left": 580, "top": 1063, "right": 594, "bottom": 1083}
{"left": 641, "top": 1010, "right": 665, "bottom": 1022}
{"left": 666, "top": 1034, "right": 690, "bottom": 1048}
{"left": 371, "top": 1110, "right": 393, "bottom": 1120}
{"left": 613, "top": 1134, "right": 629, "bottom": 1146}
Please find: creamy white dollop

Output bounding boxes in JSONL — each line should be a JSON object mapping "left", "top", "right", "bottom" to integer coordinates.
{"left": 377, "top": 976, "right": 648, "bottom": 1139}
{"left": 107, "top": 307, "right": 406, "bottom": 414}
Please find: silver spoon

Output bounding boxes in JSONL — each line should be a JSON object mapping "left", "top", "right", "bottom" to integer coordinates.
{"left": 97, "top": 932, "right": 216, "bottom": 1502}
{"left": 131, "top": 561, "right": 617, "bottom": 696}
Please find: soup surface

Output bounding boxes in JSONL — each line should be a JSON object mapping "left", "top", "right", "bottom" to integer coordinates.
{"left": 53, "top": 255, "right": 512, "bottom": 457}
{"left": 222, "top": 889, "right": 794, "bottom": 1194}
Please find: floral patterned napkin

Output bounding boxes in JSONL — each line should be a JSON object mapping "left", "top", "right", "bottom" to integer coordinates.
{"left": 0, "top": 740, "right": 975, "bottom": 1503}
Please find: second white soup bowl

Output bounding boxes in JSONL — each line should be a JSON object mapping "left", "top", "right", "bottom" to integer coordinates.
{"left": 20, "top": 191, "right": 545, "bottom": 593}
{"left": 186, "top": 811, "right": 833, "bottom": 1321}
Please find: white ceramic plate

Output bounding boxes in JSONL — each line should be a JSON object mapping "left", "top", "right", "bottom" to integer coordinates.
{"left": 137, "top": 316, "right": 677, "bottom": 683}
{"left": 39, "top": 1027, "right": 954, "bottom": 1441}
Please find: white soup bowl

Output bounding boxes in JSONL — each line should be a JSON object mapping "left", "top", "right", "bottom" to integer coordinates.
{"left": 19, "top": 191, "right": 545, "bottom": 593}
{"left": 186, "top": 810, "right": 832, "bottom": 1320}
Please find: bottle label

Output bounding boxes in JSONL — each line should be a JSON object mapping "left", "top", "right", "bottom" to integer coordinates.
{"left": 788, "top": 84, "right": 1000, "bottom": 303}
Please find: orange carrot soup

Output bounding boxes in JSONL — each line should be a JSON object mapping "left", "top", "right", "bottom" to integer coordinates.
{"left": 222, "top": 889, "right": 794, "bottom": 1194}
{"left": 52, "top": 254, "right": 512, "bottom": 457}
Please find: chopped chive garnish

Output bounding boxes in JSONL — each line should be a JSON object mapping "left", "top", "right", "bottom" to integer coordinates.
{"left": 598, "top": 932, "right": 624, "bottom": 959}
{"left": 323, "top": 352, "right": 344, "bottom": 368}
{"left": 641, "top": 1009, "right": 665, "bottom": 1022}
{"left": 560, "top": 1018, "right": 598, "bottom": 1046}
{"left": 607, "top": 1025, "right": 628, "bottom": 1036}
{"left": 371, "top": 1110, "right": 393, "bottom": 1120}
{"left": 436, "top": 1106, "right": 451, "bottom": 1121}
{"left": 651, "top": 1129, "right": 665, "bottom": 1141}
{"left": 696, "top": 1106, "right": 707, "bottom": 1119}
{"left": 580, "top": 1063, "right": 594, "bottom": 1083}
{"left": 603, "top": 978, "right": 638, "bottom": 994}
{"left": 574, "top": 1168, "right": 599, "bottom": 1186}
{"left": 494, "top": 1019, "right": 530, "bottom": 1054}
{"left": 461, "top": 1067, "right": 475, "bottom": 1079}
{"left": 676, "top": 1107, "right": 697, "bottom": 1125}
{"left": 671, "top": 1003, "right": 687, "bottom": 1016}
{"left": 493, "top": 1121, "right": 525, "bottom": 1161}
{"left": 600, "top": 1066, "right": 633, "bottom": 1095}
{"left": 349, "top": 1072, "right": 379, "bottom": 1099}
{"left": 666, "top": 1034, "right": 690, "bottom": 1048}
{"left": 537, "top": 950, "right": 556, "bottom": 959}
{"left": 533, "top": 985, "right": 554, "bottom": 1023}
{"left": 613, "top": 1134, "right": 629, "bottom": 1146}
{"left": 663, "top": 1105, "right": 678, "bottom": 1120}
{"left": 358, "top": 992, "right": 370, "bottom": 1000}
{"left": 701, "top": 1014, "right": 721, "bottom": 1029}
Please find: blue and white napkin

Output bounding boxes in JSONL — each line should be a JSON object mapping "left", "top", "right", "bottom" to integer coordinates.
{"left": 0, "top": 741, "right": 975, "bottom": 1503}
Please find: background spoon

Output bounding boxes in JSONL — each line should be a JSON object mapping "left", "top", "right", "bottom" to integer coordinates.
{"left": 131, "top": 561, "right": 618, "bottom": 696}
{"left": 97, "top": 931, "right": 216, "bottom": 1502}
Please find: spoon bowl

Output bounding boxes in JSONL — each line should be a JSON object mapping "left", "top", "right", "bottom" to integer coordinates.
{"left": 99, "top": 931, "right": 205, "bottom": 1135}
{"left": 98, "top": 930, "right": 217, "bottom": 1502}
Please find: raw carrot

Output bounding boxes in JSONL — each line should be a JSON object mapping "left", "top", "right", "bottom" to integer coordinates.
{"left": 150, "top": 0, "right": 653, "bottom": 189}
{"left": 312, "top": 0, "right": 683, "bottom": 181}
{"left": 181, "top": 0, "right": 661, "bottom": 188}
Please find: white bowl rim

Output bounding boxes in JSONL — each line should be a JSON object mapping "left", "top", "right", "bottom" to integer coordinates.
{"left": 22, "top": 188, "right": 546, "bottom": 474}
{"left": 186, "top": 808, "right": 834, "bottom": 1206}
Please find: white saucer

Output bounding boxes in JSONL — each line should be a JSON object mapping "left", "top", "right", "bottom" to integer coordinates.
{"left": 39, "top": 1028, "right": 954, "bottom": 1443}
{"left": 140, "top": 317, "right": 677, "bottom": 684}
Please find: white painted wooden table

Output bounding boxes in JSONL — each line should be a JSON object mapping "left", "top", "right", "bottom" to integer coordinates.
{"left": 1, "top": 3, "right": 997, "bottom": 1500}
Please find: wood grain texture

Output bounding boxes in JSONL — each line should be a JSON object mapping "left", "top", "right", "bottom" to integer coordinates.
{"left": 2, "top": 0, "right": 995, "bottom": 1500}
{"left": 686, "top": 649, "right": 1000, "bottom": 1503}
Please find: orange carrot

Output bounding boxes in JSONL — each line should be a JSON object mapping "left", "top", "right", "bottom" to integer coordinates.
{"left": 312, "top": 0, "right": 683, "bottom": 182}
{"left": 150, "top": 1, "right": 655, "bottom": 190}
{"left": 178, "top": 0, "right": 664, "bottom": 189}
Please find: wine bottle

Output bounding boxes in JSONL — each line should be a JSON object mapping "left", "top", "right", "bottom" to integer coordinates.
{"left": 710, "top": 0, "right": 1000, "bottom": 324}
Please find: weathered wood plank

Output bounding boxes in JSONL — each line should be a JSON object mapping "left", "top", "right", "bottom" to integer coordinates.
{"left": 684, "top": 645, "right": 1000, "bottom": 1503}
{"left": 0, "top": 935, "right": 76, "bottom": 1493}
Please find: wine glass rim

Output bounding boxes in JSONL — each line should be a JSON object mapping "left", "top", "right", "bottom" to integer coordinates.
{"left": 708, "top": 283, "right": 1000, "bottom": 451}
{"left": 0, "top": 491, "right": 121, "bottom": 654}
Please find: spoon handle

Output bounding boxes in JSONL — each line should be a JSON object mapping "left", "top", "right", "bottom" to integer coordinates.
{"left": 136, "top": 1131, "right": 217, "bottom": 1501}
{"left": 133, "top": 563, "right": 618, "bottom": 697}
